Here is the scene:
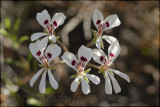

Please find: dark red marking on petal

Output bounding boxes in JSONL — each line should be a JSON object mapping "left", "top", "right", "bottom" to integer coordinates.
{"left": 106, "top": 22, "right": 109, "bottom": 27}
{"left": 80, "top": 56, "right": 87, "bottom": 62}
{"left": 47, "top": 53, "right": 52, "bottom": 58}
{"left": 53, "top": 21, "right": 57, "bottom": 26}
{"left": 96, "top": 19, "right": 101, "bottom": 25}
{"left": 100, "top": 56, "right": 105, "bottom": 62}
{"left": 44, "top": 20, "right": 49, "bottom": 25}
{"left": 110, "top": 53, "right": 114, "bottom": 57}
{"left": 36, "top": 51, "right": 41, "bottom": 56}
{"left": 71, "top": 60, "right": 76, "bottom": 66}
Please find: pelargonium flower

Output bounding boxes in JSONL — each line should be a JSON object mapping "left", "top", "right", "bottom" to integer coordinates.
{"left": 31, "top": 9, "right": 66, "bottom": 47}
{"left": 92, "top": 9, "right": 121, "bottom": 49}
{"left": 92, "top": 39, "right": 130, "bottom": 94}
{"left": 61, "top": 45, "right": 100, "bottom": 95}
{"left": 29, "top": 40, "right": 61, "bottom": 93}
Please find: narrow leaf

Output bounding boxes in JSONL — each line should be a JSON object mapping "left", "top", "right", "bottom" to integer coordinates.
{"left": 70, "top": 74, "right": 78, "bottom": 79}
{"left": 91, "top": 36, "right": 97, "bottom": 45}
{"left": 91, "top": 29, "right": 97, "bottom": 37}
{"left": 84, "top": 69, "right": 91, "bottom": 74}
{"left": 19, "top": 35, "right": 29, "bottom": 43}
{"left": 4, "top": 17, "right": 11, "bottom": 30}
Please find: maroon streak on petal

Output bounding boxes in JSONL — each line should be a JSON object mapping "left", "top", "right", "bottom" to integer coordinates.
{"left": 110, "top": 53, "right": 114, "bottom": 57}
{"left": 80, "top": 56, "right": 87, "bottom": 62}
{"left": 96, "top": 19, "right": 101, "bottom": 25}
{"left": 53, "top": 21, "right": 57, "bottom": 26}
{"left": 106, "top": 22, "right": 109, "bottom": 27}
{"left": 47, "top": 53, "right": 52, "bottom": 58}
{"left": 71, "top": 60, "right": 76, "bottom": 66}
{"left": 44, "top": 20, "right": 49, "bottom": 25}
{"left": 37, "top": 51, "right": 41, "bottom": 56}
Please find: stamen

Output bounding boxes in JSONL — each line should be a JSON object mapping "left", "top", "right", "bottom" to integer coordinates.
{"left": 110, "top": 53, "right": 114, "bottom": 58}
{"left": 47, "top": 53, "right": 52, "bottom": 59}
{"left": 96, "top": 19, "right": 101, "bottom": 25}
{"left": 44, "top": 19, "right": 49, "bottom": 25}
{"left": 36, "top": 51, "right": 41, "bottom": 56}
{"left": 53, "top": 21, "right": 57, "bottom": 27}
{"left": 106, "top": 22, "right": 109, "bottom": 27}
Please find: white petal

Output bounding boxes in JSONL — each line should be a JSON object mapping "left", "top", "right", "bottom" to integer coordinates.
{"left": 103, "top": 14, "right": 121, "bottom": 30}
{"left": 95, "top": 37, "right": 102, "bottom": 49}
{"left": 108, "top": 40, "right": 121, "bottom": 66}
{"left": 38, "top": 36, "right": 48, "bottom": 51}
{"left": 78, "top": 45, "right": 93, "bottom": 68}
{"left": 36, "top": 10, "right": 51, "bottom": 30}
{"left": 31, "top": 32, "right": 48, "bottom": 41}
{"left": 93, "top": 9, "right": 104, "bottom": 29}
{"left": 81, "top": 77, "right": 90, "bottom": 95}
{"left": 71, "top": 76, "right": 81, "bottom": 92}
{"left": 49, "top": 35, "right": 57, "bottom": 43}
{"left": 30, "top": 68, "right": 44, "bottom": 87}
{"left": 39, "top": 70, "right": 47, "bottom": 93}
{"left": 108, "top": 71, "right": 121, "bottom": 94}
{"left": 45, "top": 44, "right": 61, "bottom": 63}
{"left": 105, "top": 72, "right": 112, "bottom": 94}
{"left": 52, "top": 13, "right": 66, "bottom": 30}
{"left": 61, "top": 52, "right": 79, "bottom": 71}
{"left": 29, "top": 40, "right": 42, "bottom": 63}
{"left": 48, "top": 69, "right": 58, "bottom": 89}
{"left": 93, "top": 49, "right": 107, "bottom": 65}
{"left": 109, "top": 69, "right": 130, "bottom": 82}
{"left": 102, "top": 35, "right": 117, "bottom": 45}
{"left": 86, "top": 74, "right": 100, "bottom": 85}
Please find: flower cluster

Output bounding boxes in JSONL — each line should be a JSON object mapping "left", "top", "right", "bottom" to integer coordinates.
{"left": 29, "top": 9, "right": 130, "bottom": 95}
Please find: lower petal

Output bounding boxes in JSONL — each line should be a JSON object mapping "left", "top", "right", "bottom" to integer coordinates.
{"left": 71, "top": 76, "right": 81, "bottom": 92}
{"left": 81, "top": 77, "right": 90, "bottom": 95}
{"left": 108, "top": 71, "right": 121, "bottom": 94}
{"left": 48, "top": 69, "right": 58, "bottom": 89}
{"left": 105, "top": 72, "right": 112, "bottom": 94}
{"left": 86, "top": 74, "right": 100, "bottom": 85}
{"left": 96, "top": 37, "right": 102, "bottom": 49}
{"left": 39, "top": 70, "right": 47, "bottom": 93}
{"left": 30, "top": 68, "right": 44, "bottom": 87}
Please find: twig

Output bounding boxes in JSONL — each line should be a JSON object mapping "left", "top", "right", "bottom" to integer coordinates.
{"left": 56, "top": 39, "right": 69, "bottom": 52}
{"left": 87, "top": 63, "right": 100, "bottom": 70}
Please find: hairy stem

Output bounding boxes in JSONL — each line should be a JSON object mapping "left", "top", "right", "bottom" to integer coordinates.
{"left": 57, "top": 39, "right": 69, "bottom": 52}
{"left": 87, "top": 63, "right": 100, "bottom": 70}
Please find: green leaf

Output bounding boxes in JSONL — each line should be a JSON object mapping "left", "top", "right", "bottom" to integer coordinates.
{"left": 70, "top": 74, "right": 78, "bottom": 79}
{"left": 91, "top": 36, "right": 97, "bottom": 45}
{"left": 5, "top": 58, "right": 23, "bottom": 68}
{"left": 98, "top": 70, "right": 104, "bottom": 73}
{"left": 27, "top": 98, "right": 42, "bottom": 106}
{"left": 4, "top": 17, "right": 11, "bottom": 30}
{"left": 13, "top": 18, "right": 20, "bottom": 32}
{"left": 19, "top": 35, "right": 29, "bottom": 43}
{"left": 84, "top": 69, "right": 91, "bottom": 74}
{"left": 0, "top": 29, "right": 9, "bottom": 37}
{"left": 56, "top": 36, "right": 60, "bottom": 39}
{"left": 91, "top": 29, "right": 97, "bottom": 37}
{"left": 83, "top": 76, "right": 89, "bottom": 83}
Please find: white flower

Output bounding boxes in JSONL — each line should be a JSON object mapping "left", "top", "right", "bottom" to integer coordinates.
{"left": 61, "top": 45, "right": 100, "bottom": 95}
{"left": 92, "top": 9, "right": 121, "bottom": 49}
{"left": 29, "top": 40, "right": 61, "bottom": 93}
{"left": 92, "top": 39, "right": 130, "bottom": 94}
{"left": 31, "top": 10, "right": 66, "bottom": 47}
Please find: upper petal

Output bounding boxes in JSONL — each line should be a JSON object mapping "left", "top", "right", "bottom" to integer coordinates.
{"left": 39, "top": 70, "right": 47, "bottom": 93}
{"left": 108, "top": 40, "right": 121, "bottom": 66}
{"left": 86, "top": 74, "right": 100, "bottom": 85}
{"left": 70, "top": 76, "right": 81, "bottom": 92}
{"left": 93, "top": 9, "right": 104, "bottom": 29}
{"left": 52, "top": 13, "right": 66, "bottom": 30}
{"left": 30, "top": 68, "right": 44, "bottom": 87}
{"left": 109, "top": 69, "right": 130, "bottom": 82}
{"left": 48, "top": 69, "right": 58, "bottom": 89}
{"left": 61, "top": 52, "right": 79, "bottom": 71}
{"left": 78, "top": 45, "right": 93, "bottom": 68}
{"left": 93, "top": 49, "right": 107, "bottom": 65}
{"left": 36, "top": 10, "right": 51, "bottom": 30}
{"left": 38, "top": 36, "right": 48, "bottom": 51}
{"left": 45, "top": 44, "right": 61, "bottom": 63}
{"left": 29, "top": 40, "right": 43, "bottom": 63}
{"left": 108, "top": 71, "right": 121, "bottom": 94}
{"left": 81, "top": 76, "right": 90, "bottom": 95}
{"left": 31, "top": 32, "right": 48, "bottom": 41}
{"left": 105, "top": 71, "right": 112, "bottom": 94}
{"left": 103, "top": 14, "right": 121, "bottom": 30}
